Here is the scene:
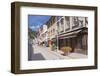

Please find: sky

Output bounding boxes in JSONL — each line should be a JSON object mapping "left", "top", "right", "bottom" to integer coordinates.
{"left": 28, "top": 15, "right": 51, "bottom": 31}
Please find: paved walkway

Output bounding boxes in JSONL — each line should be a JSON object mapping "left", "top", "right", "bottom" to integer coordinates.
{"left": 28, "top": 43, "right": 45, "bottom": 60}
{"left": 29, "top": 44, "right": 87, "bottom": 60}
{"left": 32, "top": 44, "right": 65, "bottom": 60}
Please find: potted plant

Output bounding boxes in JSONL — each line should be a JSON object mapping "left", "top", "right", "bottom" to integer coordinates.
{"left": 51, "top": 43, "right": 57, "bottom": 51}
{"left": 61, "top": 46, "right": 72, "bottom": 56}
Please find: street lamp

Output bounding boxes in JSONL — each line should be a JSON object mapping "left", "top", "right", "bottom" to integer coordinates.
{"left": 56, "top": 29, "right": 59, "bottom": 52}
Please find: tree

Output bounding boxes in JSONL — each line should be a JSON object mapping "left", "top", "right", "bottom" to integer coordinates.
{"left": 28, "top": 28, "right": 37, "bottom": 39}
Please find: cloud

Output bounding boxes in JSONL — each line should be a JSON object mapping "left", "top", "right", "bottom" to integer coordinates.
{"left": 30, "top": 25, "right": 40, "bottom": 31}
{"left": 30, "top": 26, "right": 35, "bottom": 29}
{"left": 36, "top": 25, "right": 40, "bottom": 28}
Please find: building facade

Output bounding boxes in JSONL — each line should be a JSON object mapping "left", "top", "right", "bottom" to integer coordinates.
{"left": 37, "top": 16, "right": 88, "bottom": 55}
{"left": 37, "top": 24, "right": 48, "bottom": 46}
{"left": 46, "top": 16, "right": 58, "bottom": 47}
{"left": 57, "top": 16, "right": 88, "bottom": 54}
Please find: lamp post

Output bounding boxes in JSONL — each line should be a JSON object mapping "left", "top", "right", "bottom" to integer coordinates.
{"left": 56, "top": 29, "right": 59, "bottom": 52}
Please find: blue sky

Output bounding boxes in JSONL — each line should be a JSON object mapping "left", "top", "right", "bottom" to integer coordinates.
{"left": 28, "top": 15, "right": 51, "bottom": 31}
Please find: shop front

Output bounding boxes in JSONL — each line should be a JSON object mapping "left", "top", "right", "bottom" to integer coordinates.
{"left": 58, "top": 28, "right": 88, "bottom": 54}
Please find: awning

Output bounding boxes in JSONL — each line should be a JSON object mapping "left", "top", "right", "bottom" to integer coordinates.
{"left": 59, "top": 35, "right": 76, "bottom": 39}
{"left": 58, "top": 30, "right": 81, "bottom": 39}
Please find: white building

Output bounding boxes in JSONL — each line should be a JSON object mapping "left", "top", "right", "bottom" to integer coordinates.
{"left": 57, "top": 16, "right": 88, "bottom": 54}
{"left": 46, "top": 16, "right": 88, "bottom": 54}
{"left": 37, "top": 24, "right": 48, "bottom": 46}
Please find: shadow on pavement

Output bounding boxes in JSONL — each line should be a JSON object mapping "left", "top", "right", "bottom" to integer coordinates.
{"left": 28, "top": 43, "right": 45, "bottom": 61}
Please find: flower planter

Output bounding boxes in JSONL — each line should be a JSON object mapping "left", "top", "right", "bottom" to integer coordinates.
{"left": 61, "top": 46, "right": 72, "bottom": 56}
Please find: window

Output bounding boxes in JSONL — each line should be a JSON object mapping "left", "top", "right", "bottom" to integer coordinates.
{"left": 78, "top": 17, "right": 85, "bottom": 27}
{"left": 51, "top": 30, "right": 52, "bottom": 34}
{"left": 61, "top": 18, "right": 64, "bottom": 25}
{"left": 57, "top": 21, "right": 60, "bottom": 34}
{"left": 57, "top": 16, "right": 61, "bottom": 21}
{"left": 60, "top": 18, "right": 64, "bottom": 32}
{"left": 53, "top": 29, "right": 55, "bottom": 33}
{"left": 85, "top": 17, "right": 88, "bottom": 27}
{"left": 57, "top": 16, "right": 64, "bottom": 33}
{"left": 72, "top": 17, "right": 79, "bottom": 28}
{"left": 65, "top": 16, "right": 70, "bottom": 31}
{"left": 51, "top": 17, "right": 55, "bottom": 26}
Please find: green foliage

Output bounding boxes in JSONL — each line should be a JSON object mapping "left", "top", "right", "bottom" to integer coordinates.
{"left": 51, "top": 43, "right": 57, "bottom": 51}
{"left": 28, "top": 28, "right": 37, "bottom": 39}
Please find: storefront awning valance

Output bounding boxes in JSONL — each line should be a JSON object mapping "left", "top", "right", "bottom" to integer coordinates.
{"left": 58, "top": 30, "right": 81, "bottom": 39}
